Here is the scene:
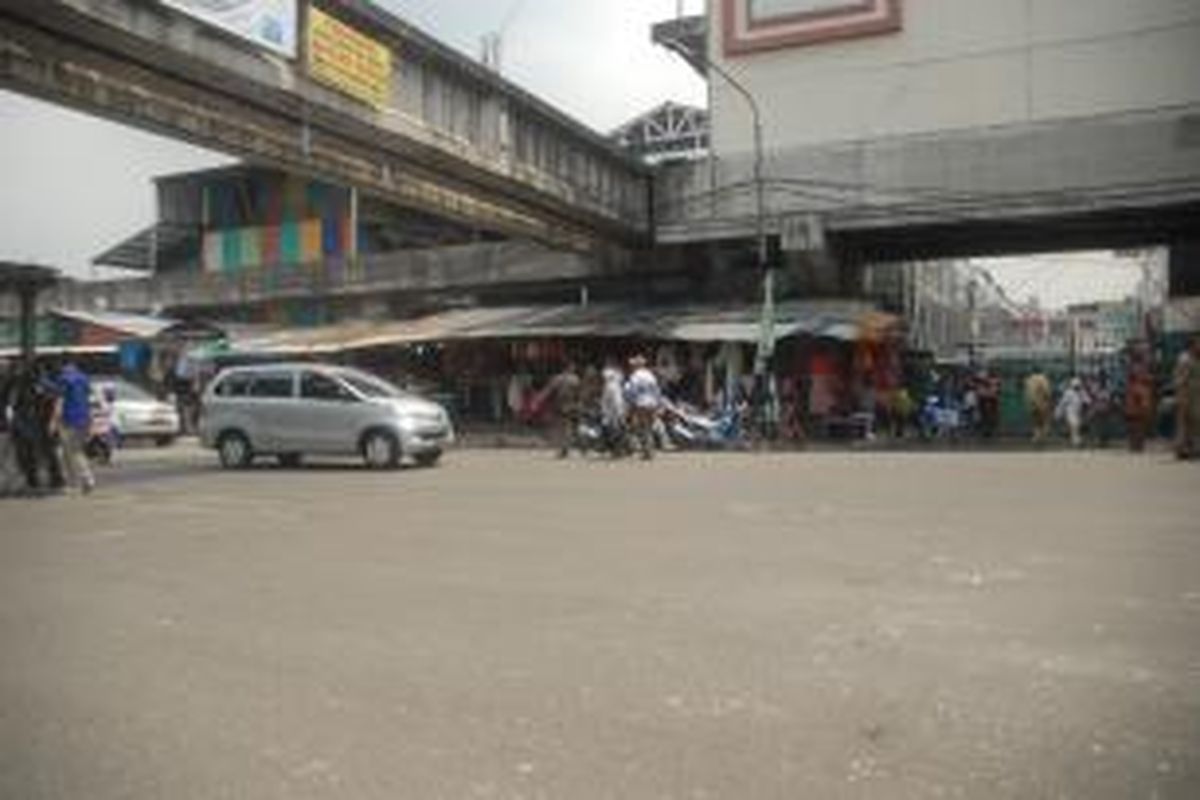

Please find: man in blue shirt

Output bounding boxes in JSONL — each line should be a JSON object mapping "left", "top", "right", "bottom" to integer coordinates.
{"left": 55, "top": 359, "right": 95, "bottom": 494}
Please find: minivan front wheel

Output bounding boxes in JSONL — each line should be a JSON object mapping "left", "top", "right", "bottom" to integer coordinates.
{"left": 217, "top": 431, "right": 253, "bottom": 469}
{"left": 362, "top": 430, "right": 400, "bottom": 470}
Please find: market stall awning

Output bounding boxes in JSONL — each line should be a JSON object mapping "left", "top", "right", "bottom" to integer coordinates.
{"left": 51, "top": 308, "right": 179, "bottom": 339}
{"left": 668, "top": 313, "right": 867, "bottom": 344}
{"left": 0, "top": 344, "right": 117, "bottom": 358}
{"left": 207, "top": 301, "right": 889, "bottom": 357}
{"left": 670, "top": 322, "right": 785, "bottom": 343}
{"left": 411, "top": 302, "right": 884, "bottom": 344}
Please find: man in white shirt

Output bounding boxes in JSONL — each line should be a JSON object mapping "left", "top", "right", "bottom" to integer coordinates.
{"left": 624, "top": 355, "right": 661, "bottom": 460}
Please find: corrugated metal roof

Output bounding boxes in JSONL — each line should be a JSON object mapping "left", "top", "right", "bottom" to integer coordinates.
{"left": 51, "top": 309, "right": 179, "bottom": 339}
{"left": 91, "top": 224, "right": 199, "bottom": 271}
{"left": 0, "top": 345, "right": 117, "bottom": 358}
{"left": 214, "top": 302, "right": 888, "bottom": 356}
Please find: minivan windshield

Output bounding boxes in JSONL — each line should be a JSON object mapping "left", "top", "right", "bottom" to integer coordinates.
{"left": 337, "top": 370, "right": 405, "bottom": 399}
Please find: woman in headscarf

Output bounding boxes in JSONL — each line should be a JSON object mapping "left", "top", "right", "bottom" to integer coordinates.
{"left": 600, "top": 361, "right": 628, "bottom": 457}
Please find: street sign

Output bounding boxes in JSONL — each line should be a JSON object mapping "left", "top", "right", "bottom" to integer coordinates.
{"left": 308, "top": 6, "right": 393, "bottom": 110}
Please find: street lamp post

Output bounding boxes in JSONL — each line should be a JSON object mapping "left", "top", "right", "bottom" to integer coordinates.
{"left": 657, "top": 36, "right": 775, "bottom": 381}
{"left": 0, "top": 263, "right": 59, "bottom": 367}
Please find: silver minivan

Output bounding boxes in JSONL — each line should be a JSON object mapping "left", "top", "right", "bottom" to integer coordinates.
{"left": 199, "top": 364, "right": 454, "bottom": 469}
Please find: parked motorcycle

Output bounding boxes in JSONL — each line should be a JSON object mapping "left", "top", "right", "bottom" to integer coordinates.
{"left": 919, "top": 395, "right": 962, "bottom": 441}
{"left": 662, "top": 401, "right": 746, "bottom": 450}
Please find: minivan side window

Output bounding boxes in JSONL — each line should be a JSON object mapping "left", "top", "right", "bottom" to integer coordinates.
{"left": 248, "top": 372, "right": 295, "bottom": 399}
{"left": 301, "top": 372, "right": 351, "bottom": 401}
{"left": 214, "top": 373, "right": 253, "bottom": 397}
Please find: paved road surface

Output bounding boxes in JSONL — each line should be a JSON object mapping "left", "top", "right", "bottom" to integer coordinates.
{"left": 2, "top": 447, "right": 1198, "bottom": 799}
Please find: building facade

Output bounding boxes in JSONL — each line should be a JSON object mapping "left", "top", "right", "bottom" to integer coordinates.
{"left": 655, "top": 0, "right": 1200, "bottom": 257}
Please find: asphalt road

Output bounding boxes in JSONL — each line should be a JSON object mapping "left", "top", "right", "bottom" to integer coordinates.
{"left": 2, "top": 445, "right": 1198, "bottom": 799}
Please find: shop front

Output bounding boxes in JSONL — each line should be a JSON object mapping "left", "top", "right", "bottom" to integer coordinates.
{"left": 181, "top": 301, "right": 895, "bottom": 440}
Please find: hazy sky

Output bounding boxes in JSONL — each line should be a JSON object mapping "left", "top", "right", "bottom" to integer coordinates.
{"left": 976, "top": 252, "right": 1146, "bottom": 310}
{"left": 0, "top": 91, "right": 233, "bottom": 279}
{"left": 0, "top": 0, "right": 1140, "bottom": 305}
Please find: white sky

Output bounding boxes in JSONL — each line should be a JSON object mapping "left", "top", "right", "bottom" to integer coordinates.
{"left": 0, "top": 91, "right": 234, "bottom": 279}
{"left": 977, "top": 252, "right": 1145, "bottom": 310}
{"left": 0, "top": 0, "right": 1142, "bottom": 303}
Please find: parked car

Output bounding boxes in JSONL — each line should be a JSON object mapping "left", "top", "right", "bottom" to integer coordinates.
{"left": 95, "top": 377, "right": 181, "bottom": 447}
{"left": 199, "top": 363, "right": 454, "bottom": 469}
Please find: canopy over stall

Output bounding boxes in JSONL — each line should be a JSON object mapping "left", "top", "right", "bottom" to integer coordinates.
{"left": 212, "top": 301, "right": 886, "bottom": 357}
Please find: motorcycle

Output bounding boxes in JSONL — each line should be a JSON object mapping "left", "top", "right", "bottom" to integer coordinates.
{"left": 575, "top": 412, "right": 631, "bottom": 457}
{"left": 662, "top": 401, "right": 746, "bottom": 450}
{"left": 919, "top": 395, "right": 962, "bottom": 441}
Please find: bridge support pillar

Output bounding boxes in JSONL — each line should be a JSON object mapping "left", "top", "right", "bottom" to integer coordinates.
{"left": 1169, "top": 239, "right": 1200, "bottom": 301}
{"left": 784, "top": 250, "right": 863, "bottom": 299}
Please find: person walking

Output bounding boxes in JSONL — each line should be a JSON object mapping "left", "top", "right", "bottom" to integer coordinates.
{"left": 976, "top": 369, "right": 1001, "bottom": 440}
{"left": 1057, "top": 377, "right": 1089, "bottom": 448}
{"left": 10, "top": 362, "right": 65, "bottom": 494}
{"left": 0, "top": 359, "right": 21, "bottom": 496}
{"left": 54, "top": 359, "right": 96, "bottom": 494}
{"left": 600, "top": 362, "right": 628, "bottom": 457}
{"left": 1088, "top": 371, "right": 1117, "bottom": 448}
{"left": 581, "top": 365, "right": 602, "bottom": 417}
{"left": 1125, "top": 360, "right": 1155, "bottom": 453}
{"left": 890, "top": 385, "right": 914, "bottom": 440}
{"left": 624, "top": 355, "right": 662, "bottom": 460}
{"left": 1173, "top": 336, "right": 1200, "bottom": 460}
{"left": 9, "top": 364, "right": 40, "bottom": 493}
{"left": 545, "top": 360, "right": 583, "bottom": 459}
{"left": 1024, "top": 367, "right": 1053, "bottom": 445}
{"left": 35, "top": 361, "right": 67, "bottom": 490}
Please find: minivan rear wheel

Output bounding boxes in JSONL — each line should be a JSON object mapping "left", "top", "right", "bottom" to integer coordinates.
{"left": 217, "top": 431, "right": 253, "bottom": 469}
{"left": 362, "top": 430, "right": 399, "bottom": 470}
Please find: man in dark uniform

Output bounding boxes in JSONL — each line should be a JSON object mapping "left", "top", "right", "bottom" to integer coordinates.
{"left": 546, "top": 361, "right": 583, "bottom": 458}
{"left": 0, "top": 359, "right": 19, "bottom": 495}
{"left": 11, "top": 361, "right": 64, "bottom": 493}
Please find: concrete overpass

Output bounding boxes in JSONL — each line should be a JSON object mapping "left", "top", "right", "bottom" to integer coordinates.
{"left": 4, "top": 0, "right": 1198, "bottom": 320}
{"left": 0, "top": 0, "right": 651, "bottom": 252}
{"left": 654, "top": 104, "right": 1200, "bottom": 259}
{"left": 41, "top": 240, "right": 646, "bottom": 320}
{"left": 653, "top": 1, "right": 1200, "bottom": 288}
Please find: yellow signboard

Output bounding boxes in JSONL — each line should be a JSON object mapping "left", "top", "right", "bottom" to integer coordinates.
{"left": 308, "top": 6, "right": 392, "bottom": 109}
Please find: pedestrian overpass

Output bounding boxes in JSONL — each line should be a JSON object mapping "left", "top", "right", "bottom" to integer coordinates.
{"left": 0, "top": 0, "right": 651, "bottom": 252}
